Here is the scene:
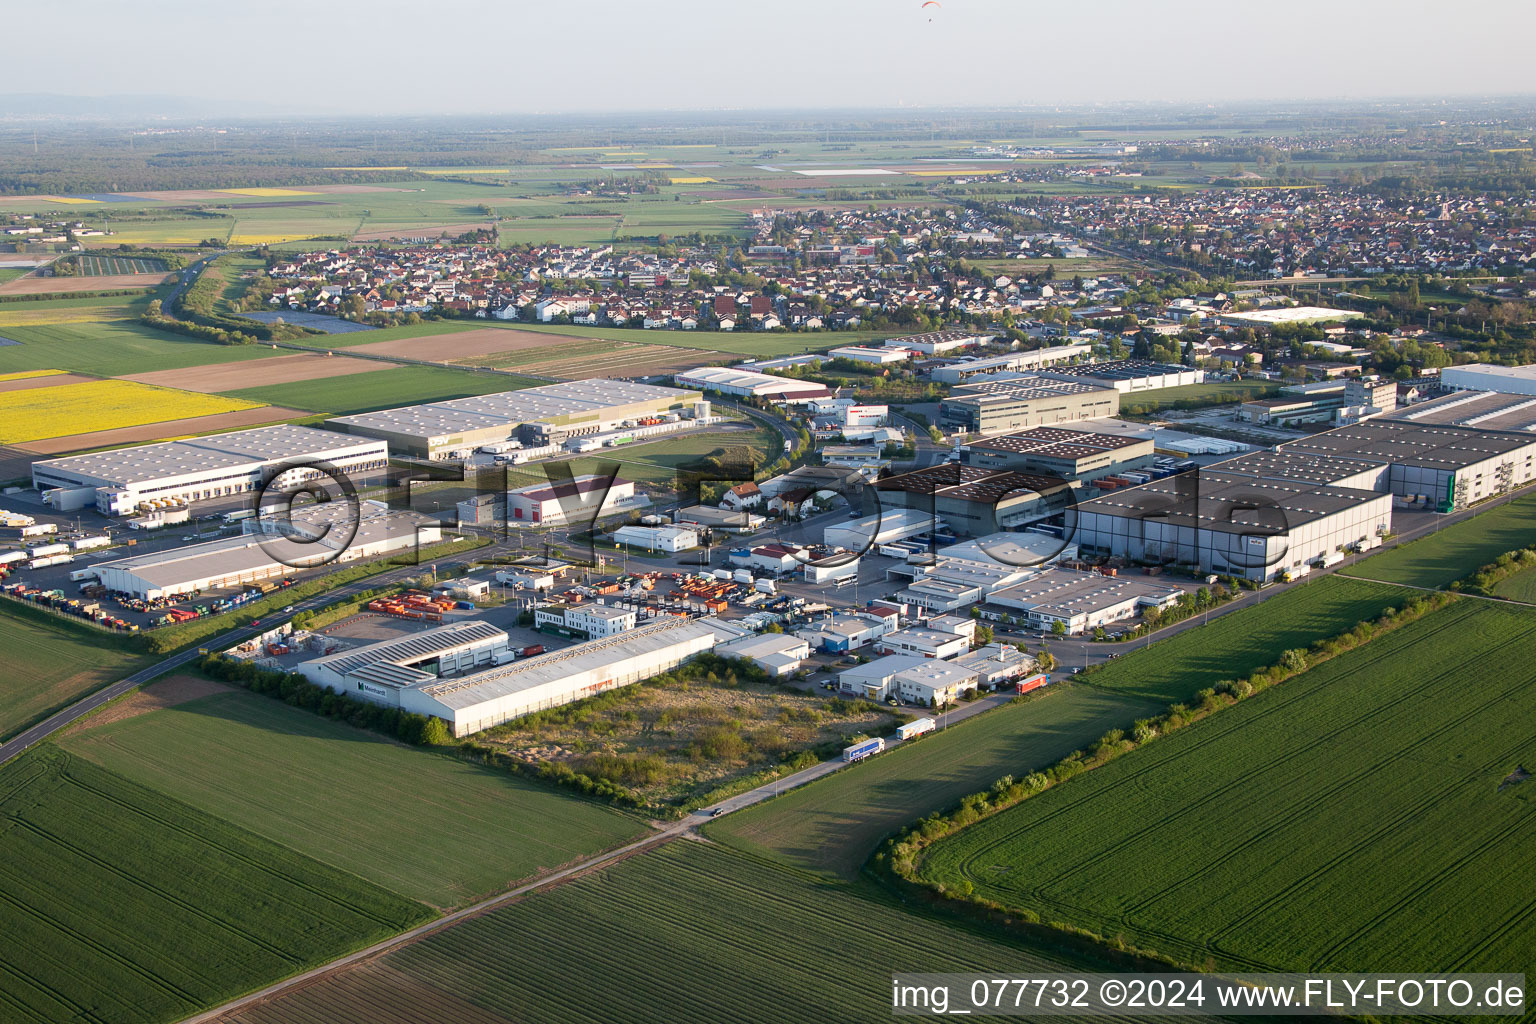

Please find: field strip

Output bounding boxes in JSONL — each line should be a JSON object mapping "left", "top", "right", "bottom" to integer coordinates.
{"left": 952, "top": 603, "right": 1479, "bottom": 884}
{"left": 184, "top": 750, "right": 847, "bottom": 1024}
{"left": 1334, "top": 571, "right": 1536, "bottom": 607}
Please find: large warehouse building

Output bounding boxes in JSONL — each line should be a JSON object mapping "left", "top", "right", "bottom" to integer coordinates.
{"left": 30, "top": 425, "right": 389, "bottom": 516}
{"left": 928, "top": 345, "right": 1088, "bottom": 384}
{"left": 961, "top": 426, "right": 1156, "bottom": 481}
{"left": 1042, "top": 360, "right": 1204, "bottom": 394}
{"left": 875, "top": 464, "right": 1077, "bottom": 537}
{"left": 505, "top": 474, "right": 640, "bottom": 526}
{"left": 1277, "top": 420, "right": 1536, "bottom": 512}
{"left": 1440, "top": 363, "right": 1536, "bottom": 397}
{"left": 939, "top": 376, "right": 1119, "bottom": 434}
{"left": 674, "top": 366, "right": 829, "bottom": 403}
{"left": 90, "top": 502, "right": 439, "bottom": 599}
{"left": 327, "top": 379, "right": 707, "bottom": 459}
{"left": 1070, "top": 460, "right": 1393, "bottom": 582}
{"left": 296, "top": 616, "right": 749, "bottom": 737}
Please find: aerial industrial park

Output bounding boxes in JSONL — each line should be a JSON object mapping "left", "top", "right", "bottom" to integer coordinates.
{"left": 0, "top": 6, "right": 1534, "bottom": 1020}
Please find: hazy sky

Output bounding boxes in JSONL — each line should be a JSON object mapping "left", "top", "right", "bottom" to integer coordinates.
{"left": 11, "top": 0, "right": 1536, "bottom": 115}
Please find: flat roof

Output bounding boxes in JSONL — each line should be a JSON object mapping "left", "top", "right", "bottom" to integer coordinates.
{"left": 1056, "top": 359, "right": 1193, "bottom": 382}
{"left": 966, "top": 425, "right": 1152, "bottom": 460}
{"left": 1073, "top": 469, "right": 1388, "bottom": 534}
{"left": 1221, "top": 306, "right": 1365, "bottom": 325}
{"left": 1386, "top": 390, "right": 1536, "bottom": 433}
{"left": 876, "top": 464, "right": 1069, "bottom": 504}
{"left": 94, "top": 503, "right": 433, "bottom": 587}
{"left": 1278, "top": 420, "right": 1536, "bottom": 472}
{"left": 715, "top": 632, "right": 809, "bottom": 660}
{"left": 1207, "top": 449, "right": 1385, "bottom": 486}
{"left": 305, "top": 620, "right": 508, "bottom": 680}
{"left": 33, "top": 424, "right": 385, "bottom": 487}
{"left": 676, "top": 366, "right": 827, "bottom": 396}
{"left": 990, "top": 568, "right": 1182, "bottom": 616}
{"left": 1444, "top": 364, "right": 1536, "bottom": 384}
{"left": 329, "top": 379, "right": 697, "bottom": 439}
{"left": 418, "top": 617, "right": 744, "bottom": 711}
{"left": 947, "top": 375, "right": 1116, "bottom": 405}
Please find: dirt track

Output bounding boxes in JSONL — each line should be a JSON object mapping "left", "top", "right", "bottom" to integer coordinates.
{"left": 124, "top": 353, "right": 382, "bottom": 393}
{"left": 0, "top": 272, "right": 170, "bottom": 295}
{"left": 18, "top": 405, "right": 304, "bottom": 456}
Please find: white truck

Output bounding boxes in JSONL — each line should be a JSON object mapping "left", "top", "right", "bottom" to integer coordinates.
{"left": 754, "top": 578, "right": 777, "bottom": 595}
{"left": 1281, "top": 563, "right": 1312, "bottom": 583}
{"left": 897, "top": 718, "right": 936, "bottom": 741}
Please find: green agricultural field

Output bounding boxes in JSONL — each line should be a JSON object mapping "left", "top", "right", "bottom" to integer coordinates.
{"left": 0, "top": 746, "right": 431, "bottom": 1024}
{"left": 916, "top": 600, "right": 1536, "bottom": 974}
{"left": 226, "top": 842, "right": 1139, "bottom": 1024}
{"left": 558, "top": 423, "right": 782, "bottom": 487}
{"left": 85, "top": 216, "right": 234, "bottom": 247}
{"left": 221, "top": 365, "right": 540, "bottom": 414}
{"left": 0, "top": 602, "right": 148, "bottom": 740}
{"left": 1349, "top": 494, "right": 1536, "bottom": 590}
{"left": 1078, "top": 577, "right": 1410, "bottom": 704}
{"left": 710, "top": 684, "right": 1162, "bottom": 879}
{"left": 0, "top": 267, "right": 29, "bottom": 284}
{"left": 0, "top": 320, "right": 284, "bottom": 376}
{"left": 1493, "top": 566, "right": 1536, "bottom": 603}
{"left": 62, "top": 685, "right": 648, "bottom": 909}
{"left": 1117, "top": 378, "right": 1280, "bottom": 413}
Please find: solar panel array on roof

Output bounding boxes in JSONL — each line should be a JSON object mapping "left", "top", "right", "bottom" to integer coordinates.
{"left": 32, "top": 424, "right": 384, "bottom": 486}
{"left": 1279, "top": 420, "right": 1536, "bottom": 470}
{"left": 329, "top": 379, "right": 697, "bottom": 437}
{"left": 308, "top": 620, "right": 508, "bottom": 678}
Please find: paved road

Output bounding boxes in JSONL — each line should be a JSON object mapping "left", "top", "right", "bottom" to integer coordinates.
{"left": 164, "top": 249, "right": 233, "bottom": 311}
{"left": 0, "top": 548, "right": 492, "bottom": 768}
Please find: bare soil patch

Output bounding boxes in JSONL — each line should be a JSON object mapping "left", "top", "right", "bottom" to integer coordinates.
{"left": 123, "top": 352, "right": 381, "bottom": 392}
{"left": 0, "top": 372, "right": 97, "bottom": 394}
{"left": 352, "top": 221, "right": 492, "bottom": 241}
{"left": 349, "top": 327, "right": 562, "bottom": 360}
{"left": 305, "top": 184, "right": 417, "bottom": 194}
{"left": 0, "top": 272, "right": 171, "bottom": 295}
{"left": 18, "top": 405, "right": 305, "bottom": 455}
{"left": 529, "top": 344, "right": 711, "bottom": 379}
{"left": 68, "top": 674, "right": 234, "bottom": 735}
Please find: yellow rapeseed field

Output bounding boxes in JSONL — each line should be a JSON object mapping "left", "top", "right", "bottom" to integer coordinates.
{"left": 227, "top": 233, "right": 315, "bottom": 245}
{"left": 668, "top": 176, "right": 717, "bottom": 184}
{"left": 215, "top": 188, "right": 319, "bottom": 197}
{"left": 38, "top": 196, "right": 103, "bottom": 205}
{"left": 0, "top": 369, "right": 65, "bottom": 383}
{"left": 0, "top": 379, "right": 266, "bottom": 443}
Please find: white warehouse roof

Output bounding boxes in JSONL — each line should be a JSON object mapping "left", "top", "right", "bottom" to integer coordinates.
{"left": 32, "top": 424, "right": 385, "bottom": 488}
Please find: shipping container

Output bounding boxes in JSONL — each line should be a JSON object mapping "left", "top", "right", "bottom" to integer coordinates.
{"left": 1015, "top": 673, "right": 1049, "bottom": 695}
{"left": 520, "top": 644, "right": 545, "bottom": 658}
{"left": 896, "top": 718, "right": 936, "bottom": 741}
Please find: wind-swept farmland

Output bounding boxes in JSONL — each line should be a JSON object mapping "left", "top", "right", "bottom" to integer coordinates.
{"left": 915, "top": 600, "right": 1536, "bottom": 974}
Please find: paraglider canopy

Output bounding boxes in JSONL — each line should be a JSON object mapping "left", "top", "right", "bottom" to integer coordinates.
{"left": 922, "top": 0, "right": 940, "bottom": 21}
